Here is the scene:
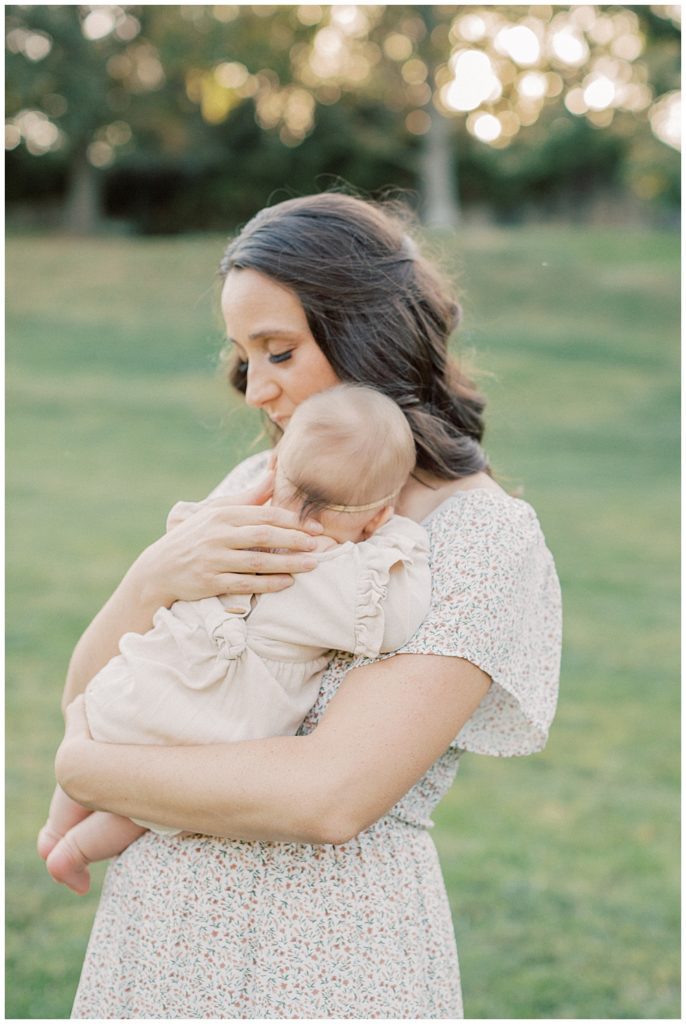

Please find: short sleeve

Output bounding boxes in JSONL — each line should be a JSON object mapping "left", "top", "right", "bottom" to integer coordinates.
{"left": 397, "top": 492, "right": 562, "bottom": 757}
{"left": 206, "top": 449, "right": 272, "bottom": 499}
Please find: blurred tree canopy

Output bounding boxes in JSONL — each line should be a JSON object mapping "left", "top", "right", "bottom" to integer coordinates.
{"left": 5, "top": 4, "right": 680, "bottom": 234}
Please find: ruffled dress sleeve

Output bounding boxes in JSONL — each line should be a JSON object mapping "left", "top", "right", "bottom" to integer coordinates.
{"left": 249, "top": 516, "right": 431, "bottom": 661}
{"left": 396, "top": 491, "right": 562, "bottom": 757}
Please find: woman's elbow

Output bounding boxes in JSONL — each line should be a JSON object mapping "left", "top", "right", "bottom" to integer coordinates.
{"left": 301, "top": 809, "right": 361, "bottom": 846}
{"left": 303, "top": 785, "right": 378, "bottom": 846}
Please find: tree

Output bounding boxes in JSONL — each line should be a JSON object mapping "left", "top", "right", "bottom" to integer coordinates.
{"left": 231, "top": 3, "right": 679, "bottom": 225}
{"left": 6, "top": 5, "right": 680, "bottom": 231}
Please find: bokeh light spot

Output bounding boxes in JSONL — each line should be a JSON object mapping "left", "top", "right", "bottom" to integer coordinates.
{"left": 649, "top": 90, "right": 681, "bottom": 150}
{"left": 583, "top": 75, "right": 616, "bottom": 111}
{"left": 518, "top": 71, "right": 547, "bottom": 100}
{"left": 5, "top": 124, "right": 21, "bottom": 150}
{"left": 383, "top": 33, "right": 413, "bottom": 62}
{"left": 564, "top": 86, "right": 588, "bottom": 115}
{"left": 496, "top": 25, "right": 540, "bottom": 66}
{"left": 406, "top": 109, "right": 432, "bottom": 135}
{"left": 215, "top": 62, "right": 249, "bottom": 89}
{"left": 82, "top": 9, "right": 116, "bottom": 42}
{"left": 453, "top": 14, "right": 486, "bottom": 43}
{"left": 23, "top": 32, "right": 52, "bottom": 62}
{"left": 296, "top": 5, "right": 323, "bottom": 27}
{"left": 469, "top": 112, "right": 502, "bottom": 143}
{"left": 551, "top": 28, "right": 589, "bottom": 66}
{"left": 87, "top": 140, "right": 115, "bottom": 167}
{"left": 444, "top": 50, "right": 501, "bottom": 112}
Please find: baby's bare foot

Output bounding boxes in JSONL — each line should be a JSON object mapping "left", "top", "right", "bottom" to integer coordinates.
{"left": 46, "top": 835, "right": 91, "bottom": 895}
{"left": 37, "top": 823, "right": 64, "bottom": 861}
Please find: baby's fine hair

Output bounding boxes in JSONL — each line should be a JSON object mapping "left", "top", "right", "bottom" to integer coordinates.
{"left": 278, "top": 384, "right": 416, "bottom": 519}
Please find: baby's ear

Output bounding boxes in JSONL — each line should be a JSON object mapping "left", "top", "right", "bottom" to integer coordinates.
{"left": 361, "top": 504, "right": 394, "bottom": 538}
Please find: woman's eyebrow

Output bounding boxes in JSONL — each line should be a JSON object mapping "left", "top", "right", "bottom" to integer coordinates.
{"left": 247, "top": 328, "right": 302, "bottom": 341}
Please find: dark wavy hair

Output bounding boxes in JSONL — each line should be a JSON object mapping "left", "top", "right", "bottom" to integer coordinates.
{"left": 219, "top": 192, "right": 489, "bottom": 479}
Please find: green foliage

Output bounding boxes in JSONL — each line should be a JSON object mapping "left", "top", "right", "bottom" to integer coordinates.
{"left": 5, "top": 226, "right": 679, "bottom": 1018}
{"left": 5, "top": 5, "right": 681, "bottom": 232}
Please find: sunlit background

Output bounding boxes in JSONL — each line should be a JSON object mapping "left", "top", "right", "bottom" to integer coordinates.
{"left": 5, "top": 4, "right": 681, "bottom": 231}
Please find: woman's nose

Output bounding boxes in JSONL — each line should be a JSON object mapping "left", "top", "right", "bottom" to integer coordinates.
{"left": 244, "top": 363, "right": 280, "bottom": 408}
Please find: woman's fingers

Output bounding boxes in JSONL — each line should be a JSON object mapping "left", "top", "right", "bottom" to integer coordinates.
{"left": 219, "top": 548, "right": 318, "bottom": 574}
{"left": 200, "top": 497, "right": 323, "bottom": 535}
{"left": 217, "top": 573, "right": 296, "bottom": 595}
{"left": 222, "top": 525, "right": 322, "bottom": 552}
{"left": 166, "top": 500, "right": 202, "bottom": 531}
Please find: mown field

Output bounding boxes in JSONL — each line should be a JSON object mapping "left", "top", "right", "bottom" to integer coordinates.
{"left": 6, "top": 225, "right": 680, "bottom": 1019}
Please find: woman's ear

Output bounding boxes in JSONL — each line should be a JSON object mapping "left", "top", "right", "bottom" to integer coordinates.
{"left": 360, "top": 505, "right": 394, "bottom": 539}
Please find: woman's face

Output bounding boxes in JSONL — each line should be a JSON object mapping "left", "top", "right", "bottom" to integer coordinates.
{"left": 221, "top": 268, "right": 340, "bottom": 429}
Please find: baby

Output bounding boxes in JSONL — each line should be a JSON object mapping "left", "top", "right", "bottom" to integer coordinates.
{"left": 38, "top": 384, "right": 431, "bottom": 894}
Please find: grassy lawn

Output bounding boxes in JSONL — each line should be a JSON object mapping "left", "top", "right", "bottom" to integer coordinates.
{"left": 6, "top": 226, "right": 679, "bottom": 1019}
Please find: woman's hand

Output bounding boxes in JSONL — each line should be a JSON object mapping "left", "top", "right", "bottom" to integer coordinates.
{"left": 132, "top": 469, "right": 324, "bottom": 608}
{"left": 61, "top": 465, "right": 323, "bottom": 711}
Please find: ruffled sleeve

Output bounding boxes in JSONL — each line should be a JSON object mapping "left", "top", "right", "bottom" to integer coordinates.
{"left": 397, "top": 491, "right": 561, "bottom": 757}
{"left": 350, "top": 516, "right": 432, "bottom": 657}
{"left": 251, "top": 517, "right": 431, "bottom": 661}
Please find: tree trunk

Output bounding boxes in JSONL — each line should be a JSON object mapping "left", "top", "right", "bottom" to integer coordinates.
{"left": 419, "top": 108, "right": 460, "bottom": 228}
{"left": 63, "top": 150, "right": 104, "bottom": 235}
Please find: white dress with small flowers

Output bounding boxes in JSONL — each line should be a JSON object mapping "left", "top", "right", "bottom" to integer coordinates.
{"left": 71, "top": 451, "right": 561, "bottom": 1020}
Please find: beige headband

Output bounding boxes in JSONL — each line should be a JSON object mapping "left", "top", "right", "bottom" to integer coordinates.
{"left": 324, "top": 492, "right": 398, "bottom": 513}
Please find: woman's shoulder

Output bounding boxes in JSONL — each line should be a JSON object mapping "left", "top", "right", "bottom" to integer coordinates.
{"left": 424, "top": 489, "right": 550, "bottom": 578}
{"left": 400, "top": 488, "right": 562, "bottom": 757}
{"left": 207, "top": 449, "right": 272, "bottom": 499}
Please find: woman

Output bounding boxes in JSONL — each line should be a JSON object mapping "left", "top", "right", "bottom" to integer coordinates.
{"left": 55, "top": 192, "right": 561, "bottom": 1019}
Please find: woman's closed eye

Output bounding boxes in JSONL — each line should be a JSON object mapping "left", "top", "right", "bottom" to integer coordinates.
{"left": 233, "top": 352, "right": 292, "bottom": 372}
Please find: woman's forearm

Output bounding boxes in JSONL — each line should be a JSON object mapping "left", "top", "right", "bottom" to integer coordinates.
{"left": 56, "top": 729, "right": 338, "bottom": 844}
{"left": 56, "top": 656, "right": 491, "bottom": 845}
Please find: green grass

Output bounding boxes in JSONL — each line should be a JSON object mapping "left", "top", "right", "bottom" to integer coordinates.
{"left": 6, "top": 227, "right": 680, "bottom": 1019}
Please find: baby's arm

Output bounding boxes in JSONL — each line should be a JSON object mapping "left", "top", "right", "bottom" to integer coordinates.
{"left": 258, "top": 519, "right": 431, "bottom": 659}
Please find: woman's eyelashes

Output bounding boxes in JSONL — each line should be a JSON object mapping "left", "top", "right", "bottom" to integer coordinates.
{"left": 230, "top": 340, "right": 293, "bottom": 369}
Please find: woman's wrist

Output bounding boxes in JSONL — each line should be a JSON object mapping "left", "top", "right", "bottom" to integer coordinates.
{"left": 126, "top": 539, "right": 175, "bottom": 611}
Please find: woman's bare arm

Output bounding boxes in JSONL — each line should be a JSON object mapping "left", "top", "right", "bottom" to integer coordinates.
{"left": 62, "top": 476, "right": 323, "bottom": 713}
{"left": 56, "top": 654, "right": 490, "bottom": 844}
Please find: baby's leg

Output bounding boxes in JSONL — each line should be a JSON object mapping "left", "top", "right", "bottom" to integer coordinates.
{"left": 46, "top": 813, "right": 146, "bottom": 895}
{"left": 37, "top": 784, "right": 93, "bottom": 860}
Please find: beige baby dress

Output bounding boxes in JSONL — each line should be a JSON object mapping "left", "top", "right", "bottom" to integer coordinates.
{"left": 84, "top": 513, "right": 431, "bottom": 818}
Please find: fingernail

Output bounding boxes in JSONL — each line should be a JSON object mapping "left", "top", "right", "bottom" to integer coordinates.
{"left": 306, "top": 520, "right": 324, "bottom": 532}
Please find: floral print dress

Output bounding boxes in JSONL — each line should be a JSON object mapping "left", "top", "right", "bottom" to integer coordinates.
{"left": 71, "top": 452, "right": 561, "bottom": 1019}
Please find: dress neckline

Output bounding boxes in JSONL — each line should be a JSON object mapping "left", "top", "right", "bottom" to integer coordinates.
{"left": 420, "top": 487, "right": 512, "bottom": 527}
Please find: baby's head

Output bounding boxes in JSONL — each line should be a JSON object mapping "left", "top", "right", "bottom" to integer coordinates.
{"left": 273, "top": 384, "right": 416, "bottom": 543}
